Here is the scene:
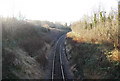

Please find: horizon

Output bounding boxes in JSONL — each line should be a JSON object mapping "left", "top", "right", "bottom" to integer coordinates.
{"left": 0, "top": 0, "right": 118, "bottom": 23}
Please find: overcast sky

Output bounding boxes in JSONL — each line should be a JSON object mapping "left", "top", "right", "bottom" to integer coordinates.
{"left": 0, "top": 0, "right": 118, "bottom": 23}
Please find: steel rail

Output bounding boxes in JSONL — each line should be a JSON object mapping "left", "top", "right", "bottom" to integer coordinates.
{"left": 51, "top": 35, "right": 66, "bottom": 81}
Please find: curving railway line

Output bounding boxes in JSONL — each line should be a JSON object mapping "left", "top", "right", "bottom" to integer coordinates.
{"left": 51, "top": 35, "right": 74, "bottom": 81}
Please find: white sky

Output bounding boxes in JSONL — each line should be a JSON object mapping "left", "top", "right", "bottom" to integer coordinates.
{"left": 0, "top": 0, "right": 118, "bottom": 23}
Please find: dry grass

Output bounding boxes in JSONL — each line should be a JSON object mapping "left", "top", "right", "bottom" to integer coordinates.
{"left": 109, "top": 49, "right": 120, "bottom": 62}
{"left": 2, "top": 16, "right": 69, "bottom": 79}
{"left": 67, "top": 9, "right": 120, "bottom": 62}
{"left": 70, "top": 10, "right": 118, "bottom": 44}
{"left": 66, "top": 37, "right": 120, "bottom": 79}
{"left": 66, "top": 9, "right": 120, "bottom": 79}
{"left": 2, "top": 48, "right": 44, "bottom": 79}
{"left": 2, "top": 17, "right": 53, "bottom": 79}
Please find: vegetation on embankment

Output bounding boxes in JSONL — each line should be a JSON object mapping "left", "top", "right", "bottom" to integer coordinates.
{"left": 2, "top": 17, "right": 69, "bottom": 79}
{"left": 65, "top": 9, "right": 120, "bottom": 79}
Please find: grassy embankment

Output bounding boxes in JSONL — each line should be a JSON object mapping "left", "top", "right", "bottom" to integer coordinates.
{"left": 66, "top": 9, "right": 120, "bottom": 79}
{"left": 2, "top": 17, "right": 69, "bottom": 79}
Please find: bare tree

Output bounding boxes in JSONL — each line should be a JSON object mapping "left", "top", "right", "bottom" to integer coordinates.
{"left": 118, "top": 1, "right": 120, "bottom": 50}
{"left": 118, "top": 1, "right": 120, "bottom": 31}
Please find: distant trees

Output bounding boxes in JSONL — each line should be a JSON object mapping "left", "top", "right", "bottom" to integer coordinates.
{"left": 70, "top": 5, "right": 119, "bottom": 49}
{"left": 64, "top": 23, "right": 68, "bottom": 27}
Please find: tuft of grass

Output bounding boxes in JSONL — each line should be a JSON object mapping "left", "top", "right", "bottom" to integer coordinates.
{"left": 108, "top": 49, "right": 120, "bottom": 62}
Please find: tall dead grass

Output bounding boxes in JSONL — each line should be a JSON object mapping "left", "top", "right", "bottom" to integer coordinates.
{"left": 71, "top": 10, "right": 118, "bottom": 46}
{"left": 2, "top": 17, "right": 52, "bottom": 79}
{"left": 67, "top": 9, "right": 120, "bottom": 62}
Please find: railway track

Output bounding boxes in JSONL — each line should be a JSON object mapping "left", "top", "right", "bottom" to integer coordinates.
{"left": 51, "top": 35, "right": 66, "bottom": 81}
